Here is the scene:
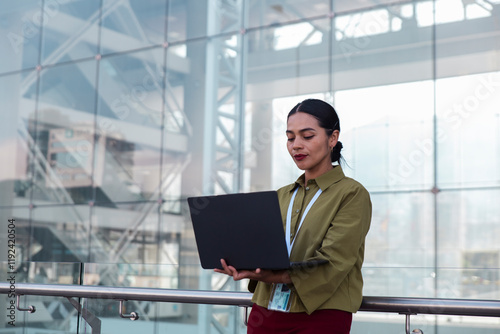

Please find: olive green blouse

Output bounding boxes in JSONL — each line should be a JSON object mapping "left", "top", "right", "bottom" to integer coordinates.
{"left": 249, "top": 165, "right": 372, "bottom": 314}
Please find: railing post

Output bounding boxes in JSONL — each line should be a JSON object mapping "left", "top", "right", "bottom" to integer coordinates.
{"left": 118, "top": 300, "right": 139, "bottom": 321}
{"left": 402, "top": 313, "right": 424, "bottom": 334}
{"left": 16, "top": 295, "right": 36, "bottom": 313}
{"left": 243, "top": 306, "right": 249, "bottom": 326}
{"left": 405, "top": 313, "right": 411, "bottom": 334}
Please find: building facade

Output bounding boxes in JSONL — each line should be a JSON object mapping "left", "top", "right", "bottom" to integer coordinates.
{"left": 1, "top": 0, "right": 499, "bottom": 333}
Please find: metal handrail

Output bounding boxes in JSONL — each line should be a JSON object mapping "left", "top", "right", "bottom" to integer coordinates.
{"left": 1, "top": 282, "right": 500, "bottom": 317}
{"left": 0, "top": 283, "right": 251, "bottom": 307}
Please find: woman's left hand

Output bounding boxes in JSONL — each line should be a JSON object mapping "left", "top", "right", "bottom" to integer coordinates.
{"left": 214, "top": 259, "right": 291, "bottom": 284}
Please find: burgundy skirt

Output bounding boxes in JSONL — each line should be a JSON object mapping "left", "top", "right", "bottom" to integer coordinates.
{"left": 247, "top": 304, "right": 352, "bottom": 334}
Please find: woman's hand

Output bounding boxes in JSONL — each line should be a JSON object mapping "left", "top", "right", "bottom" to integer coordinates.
{"left": 214, "top": 259, "right": 292, "bottom": 284}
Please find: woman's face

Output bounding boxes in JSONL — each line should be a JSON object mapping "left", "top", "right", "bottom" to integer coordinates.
{"left": 286, "top": 112, "right": 338, "bottom": 179}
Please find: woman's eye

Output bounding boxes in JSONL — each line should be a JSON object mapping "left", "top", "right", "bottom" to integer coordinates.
{"left": 287, "top": 137, "right": 295, "bottom": 142}
{"left": 304, "top": 135, "right": 314, "bottom": 140}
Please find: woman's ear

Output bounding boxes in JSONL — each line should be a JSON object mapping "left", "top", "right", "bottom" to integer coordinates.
{"left": 329, "top": 130, "right": 340, "bottom": 148}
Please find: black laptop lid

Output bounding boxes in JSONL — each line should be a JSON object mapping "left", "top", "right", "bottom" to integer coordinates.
{"left": 187, "top": 191, "right": 290, "bottom": 270}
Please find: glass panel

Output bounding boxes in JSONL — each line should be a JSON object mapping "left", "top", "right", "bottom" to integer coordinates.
{"left": 32, "top": 60, "right": 97, "bottom": 205}
{"left": 83, "top": 263, "right": 177, "bottom": 288}
{"left": 0, "top": 72, "right": 37, "bottom": 206}
{"left": 435, "top": 0, "right": 500, "bottom": 77}
{"left": 101, "top": 0, "right": 167, "bottom": 55}
{"left": 247, "top": 0, "right": 330, "bottom": 29}
{"left": 366, "top": 193, "right": 435, "bottom": 268}
{"left": 335, "top": 81, "right": 435, "bottom": 192}
{"left": 433, "top": 315, "right": 500, "bottom": 334}
{"left": 362, "top": 267, "right": 436, "bottom": 297}
{"left": 0, "top": 261, "right": 81, "bottom": 284}
{"left": 437, "top": 189, "right": 500, "bottom": 298}
{"left": 436, "top": 72, "right": 500, "bottom": 188}
{"left": 95, "top": 48, "right": 164, "bottom": 204}
{"left": 80, "top": 263, "right": 247, "bottom": 333}
{"left": 158, "top": 211, "right": 183, "bottom": 272}
{"left": 18, "top": 294, "right": 80, "bottom": 333}
{"left": 82, "top": 263, "right": 181, "bottom": 333}
{"left": 0, "top": 3, "right": 41, "bottom": 73}
{"left": 78, "top": 298, "right": 247, "bottom": 334}
{"left": 333, "top": 2, "right": 434, "bottom": 89}
{"left": 40, "top": 0, "right": 100, "bottom": 66}
{"left": 1, "top": 261, "right": 81, "bottom": 331}
{"left": 438, "top": 268, "right": 500, "bottom": 300}
{"left": 89, "top": 203, "right": 160, "bottom": 267}
{"left": 246, "top": 18, "right": 330, "bottom": 101}
{"left": 357, "top": 267, "right": 500, "bottom": 332}
{"left": 30, "top": 205, "right": 91, "bottom": 264}
{"left": 353, "top": 312, "right": 433, "bottom": 334}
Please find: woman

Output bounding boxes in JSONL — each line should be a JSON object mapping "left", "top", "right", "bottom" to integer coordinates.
{"left": 216, "top": 98, "right": 372, "bottom": 333}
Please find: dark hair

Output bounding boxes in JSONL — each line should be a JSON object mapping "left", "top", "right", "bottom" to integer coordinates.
{"left": 287, "top": 98, "right": 343, "bottom": 165}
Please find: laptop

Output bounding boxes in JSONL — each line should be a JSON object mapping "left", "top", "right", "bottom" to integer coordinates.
{"left": 187, "top": 191, "right": 327, "bottom": 270}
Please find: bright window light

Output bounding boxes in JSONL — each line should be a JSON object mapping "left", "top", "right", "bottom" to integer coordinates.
{"left": 435, "top": 0, "right": 465, "bottom": 24}
{"left": 466, "top": 3, "right": 494, "bottom": 19}
{"left": 274, "top": 22, "right": 323, "bottom": 50}
{"left": 335, "top": 10, "right": 390, "bottom": 39}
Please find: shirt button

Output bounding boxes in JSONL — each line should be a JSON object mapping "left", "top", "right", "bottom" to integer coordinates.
{"left": 305, "top": 187, "right": 310, "bottom": 190}
{"left": 295, "top": 209, "right": 299, "bottom": 213}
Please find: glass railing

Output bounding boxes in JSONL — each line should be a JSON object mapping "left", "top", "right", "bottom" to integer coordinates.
{"left": 0, "top": 261, "right": 82, "bottom": 333}
{"left": 2, "top": 262, "right": 500, "bottom": 334}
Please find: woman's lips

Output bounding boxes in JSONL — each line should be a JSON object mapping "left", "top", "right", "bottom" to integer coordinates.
{"left": 294, "top": 154, "right": 307, "bottom": 161}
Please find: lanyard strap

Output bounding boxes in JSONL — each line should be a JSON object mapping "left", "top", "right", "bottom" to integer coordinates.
{"left": 285, "top": 187, "right": 322, "bottom": 257}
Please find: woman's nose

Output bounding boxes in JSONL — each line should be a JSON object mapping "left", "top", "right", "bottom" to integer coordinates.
{"left": 292, "top": 138, "right": 303, "bottom": 149}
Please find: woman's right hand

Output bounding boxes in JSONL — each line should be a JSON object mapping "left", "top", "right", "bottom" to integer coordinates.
{"left": 214, "top": 259, "right": 291, "bottom": 284}
{"left": 214, "top": 259, "right": 257, "bottom": 281}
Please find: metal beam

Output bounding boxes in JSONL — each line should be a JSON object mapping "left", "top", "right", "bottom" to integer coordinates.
{"left": 203, "top": 0, "right": 247, "bottom": 196}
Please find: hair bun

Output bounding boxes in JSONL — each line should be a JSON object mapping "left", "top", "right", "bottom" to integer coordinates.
{"left": 331, "top": 141, "right": 343, "bottom": 164}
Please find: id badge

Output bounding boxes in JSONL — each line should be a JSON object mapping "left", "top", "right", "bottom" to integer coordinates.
{"left": 268, "top": 283, "right": 292, "bottom": 312}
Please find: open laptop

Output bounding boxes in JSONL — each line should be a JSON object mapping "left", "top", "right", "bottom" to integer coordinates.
{"left": 187, "top": 191, "right": 327, "bottom": 270}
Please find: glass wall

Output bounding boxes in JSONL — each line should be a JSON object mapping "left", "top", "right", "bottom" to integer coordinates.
{"left": 1, "top": 0, "right": 499, "bottom": 333}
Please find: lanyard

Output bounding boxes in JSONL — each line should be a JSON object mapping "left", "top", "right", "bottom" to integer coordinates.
{"left": 285, "top": 187, "right": 322, "bottom": 257}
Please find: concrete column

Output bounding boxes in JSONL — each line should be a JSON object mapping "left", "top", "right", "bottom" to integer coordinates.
{"left": 249, "top": 101, "right": 274, "bottom": 192}
{"left": 177, "top": 0, "right": 209, "bottom": 330}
